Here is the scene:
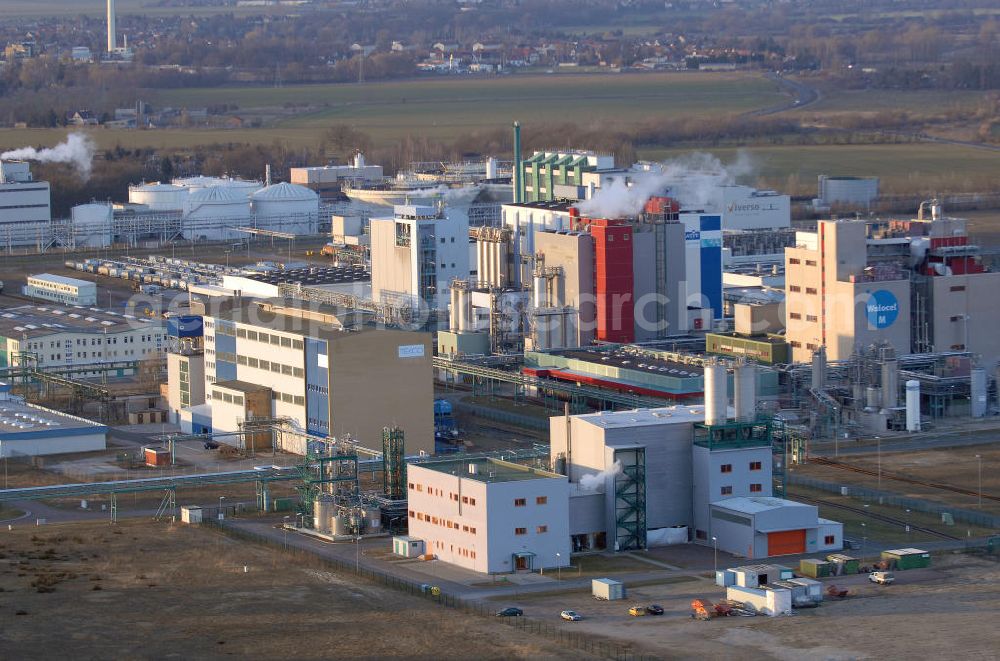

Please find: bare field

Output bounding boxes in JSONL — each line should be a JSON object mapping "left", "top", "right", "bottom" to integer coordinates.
{"left": 0, "top": 519, "right": 584, "bottom": 660}
{"left": 794, "top": 443, "right": 1000, "bottom": 518}
{"left": 491, "top": 554, "right": 1000, "bottom": 659}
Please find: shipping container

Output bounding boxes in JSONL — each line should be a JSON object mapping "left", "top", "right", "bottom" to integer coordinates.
{"left": 826, "top": 553, "right": 860, "bottom": 575}
{"left": 798, "top": 558, "right": 831, "bottom": 578}
{"left": 880, "top": 548, "right": 930, "bottom": 570}
{"left": 592, "top": 578, "right": 625, "bottom": 601}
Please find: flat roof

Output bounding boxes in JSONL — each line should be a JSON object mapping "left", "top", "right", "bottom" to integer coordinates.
{"left": 503, "top": 201, "right": 576, "bottom": 212}
{"left": 712, "top": 497, "right": 813, "bottom": 515}
{"left": 557, "top": 348, "right": 703, "bottom": 378}
{"left": 28, "top": 273, "right": 94, "bottom": 287}
{"left": 413, "top": 457, "right": 563, "bottom": 484}
{"left": 213, "top": 380, "right": 270, "bottom": 394}
{"left": 571, "top": 405, "right": 710, "bottom": 430}
{"left": 0, "top": 397, "right": 105, "bottom": 436}
{"left": 240, "top": 264, "right": 369, "bottom": 287}
{"left": 0, "top": 304, "right": 161, "bottom": 339}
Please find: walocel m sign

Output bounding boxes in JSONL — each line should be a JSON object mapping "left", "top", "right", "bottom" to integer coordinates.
{"left": 866, "top": 290, "right": 899, "bottom": 329}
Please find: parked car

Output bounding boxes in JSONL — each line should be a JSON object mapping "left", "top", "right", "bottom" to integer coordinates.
{"left": 496, "top": 607, "right": 523, "bottom": 617}
{"left": 628, "top": 606, "right": 647, "bottom": 617}
{"left": 560, "top": 610, "right": 582, "bottom": 621}
{"left": 869, "top": 571, "right": 895, "bottom": 585}
{"left": 645, "top": 604, "right": 664, "bottom": 616}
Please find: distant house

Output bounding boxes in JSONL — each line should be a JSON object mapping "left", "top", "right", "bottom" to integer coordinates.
{"left": 66, "top": 110, "right": 99, "bottom": 126}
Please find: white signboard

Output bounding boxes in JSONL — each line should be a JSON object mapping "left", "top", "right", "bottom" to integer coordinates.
{"left": 398, "top": 344, "right": 425, "bottom": 358}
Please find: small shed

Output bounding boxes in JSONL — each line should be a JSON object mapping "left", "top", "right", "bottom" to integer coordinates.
{"left": 772, "top": 580, "right": 810, "bottom": 604}
{"left": 392, "top": 536, "right": 425, "bottom": 558}
{"left": 798, "top": 558, "right": 831, "bottom": 578}
{"left": 881, "top": 548, "right": 931, "bottom": 570}
{"left": 732, "top": 564, "right": 794, "bottom": 588}
{"left": 144, "top": 447, "right": 171, "bottom": 467}
{"left": 180, "top": 506, "right": 203, "bottom": 524}
{"left": 826, "top": 553, "right": 860, "bottom": 575}
{"left": 726, "top": 585, "right": 793, "bottom": 616}
{"left": 787, "top": 577, "right": 823, "bottom": 602}
{"left": 592, "top": 578, "right": 625, "bottom": 601}
{"left": 716, "top": 569, "right": 736, "bottom": 587}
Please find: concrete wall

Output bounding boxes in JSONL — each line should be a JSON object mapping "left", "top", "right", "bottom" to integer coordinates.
{"left": 369, "top": 217, "right": 412, "bottom": 305}
{"left": 928, "top": 272, "right": 1000, "bottom": 369}
{"left": 692, "top": 444, "right": 773, "bottom": 540}
{"left": 535, "top": 230, "right": 595, "bottom": 347}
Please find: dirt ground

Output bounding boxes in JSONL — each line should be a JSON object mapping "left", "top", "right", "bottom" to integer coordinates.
{"left": 492, "top": 553, "right": 1000, "bottom": 659}
{"left": 795, "top": 442, "right": 1000, "bottom": 517}
{"left": 0, "top": 519, "right": 585, "bottom": 660}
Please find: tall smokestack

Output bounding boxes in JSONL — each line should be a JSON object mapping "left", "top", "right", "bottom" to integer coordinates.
{"left": 512, "top": 121, "right": 522, "bottom": 204}
{"left": 107, "top": 0, "right": 117, "bottom": 53}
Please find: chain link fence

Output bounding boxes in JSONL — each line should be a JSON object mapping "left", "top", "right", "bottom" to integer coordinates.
{"left": 208, "top": 519, "right": 657, "bottom": 661}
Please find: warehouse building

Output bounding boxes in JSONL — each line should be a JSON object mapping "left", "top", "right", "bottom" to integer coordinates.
{"left": 185, "top": 299, "right": 434, "bottom": 455}
{"left": 290, "top": 153, "right": 384, "bottom": 194}
{"left": 23, "top": 273, "right": 98, "bottom": 306}
{"left": 0, "top": 161, "right": 51, "bottom": 247}
{"left": 0, "top": 383, "right": 107, "bottom": 457}
{"left": 406, "top": 457, "right": 571, "bottom": 573}
{"left": 0, "top": 305, "right": 164, "bottom": 374}
{"left": 816, "top": 175, "right": 879, "bottom": 210}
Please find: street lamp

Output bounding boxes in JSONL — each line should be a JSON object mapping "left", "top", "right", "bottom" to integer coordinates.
{"left": 556, "top": 552, "right": 561, "bottom": 581}
{"left": 976, "top": 454, "right": 983, "bottom": 509}
{"left": 355, "top": 533, "right": 361, "bottom": 574}
{"left": 218, "top": 496, "right": 226, "bottom": 520}
{"left": 712, "top": 536, "right": 718, "bottom": 574}
{"left": 860, "top": 522, "right": 866, "bottom": 567}
{"left": 874, "top": 436, "right": 881, "bottom": 491}
{"left": 283, "top": 516, "right": 290, "bottom": 550}
{"left": 905, "top": 509, "right": 911, "bottom": 541}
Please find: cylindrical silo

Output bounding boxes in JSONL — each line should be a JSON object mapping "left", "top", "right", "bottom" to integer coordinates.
{"left": 313, "top": 495, "right": 335, "bottom": 533}
{"left": 71, "top": 203, "right": 113, "bottom": 248}
{"left": 704, "top": 361, "right": 728, "bottom": 426}
{"left": 128, "top": 182, "right": 188, "bottom": 211}
{"left": 456, "top": 287, "right": 471, "bottom": 332}
{"left": 971, "top": 368, "right": 987, "bottom": 418}
{"left": 881, "top": 357, "right": 899, "bottom": 409}
{"left": 486, "top": 156, "right": 498, "bottom": 180}
{"left": 811, "top": 346, "right": 827, "bottom": 391}
{"left": 905, "top": 380, "right": 921, "bottom": 432}
{"left": 533, "top": 274, "right": 547, "bottom": 308}
{"left": 733, "top": 362, "right": 756, "bottom": 422}
{"left": 252, "top": 182, "right": 320, "bottom": 235}
{"left": 182, "top": 185, "right": 251, "bottom": 240}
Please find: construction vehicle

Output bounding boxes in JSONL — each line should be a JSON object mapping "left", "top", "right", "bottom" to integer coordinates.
{"left": 691, "top": 598, "right": 740, "bottom": 620}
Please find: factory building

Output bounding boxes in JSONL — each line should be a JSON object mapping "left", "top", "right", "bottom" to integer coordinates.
{"left": 785, "top": 206, "right": 1000, "bottom": 369}
{"left": 0, "top": 161, "right": 51, "bottom": 247}
{"left": 0, "top": 305, "right": 164, "bottom": 374}
{"left": 406, "top": 457, "right": 571, "bottom": 573}
{"left": 785, "top": 219, "right": 911, "bottom": 363}
{"left": 549, "top": 361, "right": 842, "bottom": 558}
{"left": 23, "top": 273, "right": 98, "bottom": 306}
{"left": 0, "top": 383, "right": 107, "bottom": 457}
{"left": 185, "top": 299, "right": 434, "bottom": 455}
{"left": 517, "top": 150, "right": 615, "bottom": 203}
{"left": 370, "top": 204, "right": 470, "bottom": 321}
{"left": 165, "top": 315, "right": 206, "bottom": 425}
{"left": 290, "top": 153, "right": 384, "bottom": 194}
{"left": 816, "top": 175, "right": 879, "bottom": 210}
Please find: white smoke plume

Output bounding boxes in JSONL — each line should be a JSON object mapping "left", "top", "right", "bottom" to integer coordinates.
{"left": 576, "top": 151, "right": 755, "bottom": 219}
{"left": 1, "top": 133, "right": 97, "bottom": 179}
{"left": 578, "top": 460, "right": 623, "bottom": 493}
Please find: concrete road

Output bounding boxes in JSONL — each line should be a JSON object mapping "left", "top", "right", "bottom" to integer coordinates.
{"left": 744, "top": 72, "right": 820, "bottom": 117}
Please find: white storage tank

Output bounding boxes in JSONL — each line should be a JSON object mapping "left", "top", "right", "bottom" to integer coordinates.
{"left": 905, "top": 380, "right": 921, "bottom": 432}
{"left": 128, "top": 182, "right": 188, "bottom": 211}
{"left": 704, "top": 360, "right": 728, "bottom": 426}
{"left": 971, "top": 368, "right": 987, "bottom": 418}
{"left": 733, "top": 362, "right": 756, "bottom": 422}
{"left": 182, "top": 185, "right": 251, "bottom": 240}
{"left": 252, "top": 182, "right": 320, "bottom": 235}
{"left": 313, "top": 495, "right": 335, "bottom": 533}
{"left": 174, "top": 175, "right": 262, "bottom": 199}
{"left": 70, "top": 203, "right": 113, "bottom": 247}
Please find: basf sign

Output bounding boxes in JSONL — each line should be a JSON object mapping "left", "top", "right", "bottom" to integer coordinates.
{"left": 866, "top": 290, "right": 899, "bottom": 329}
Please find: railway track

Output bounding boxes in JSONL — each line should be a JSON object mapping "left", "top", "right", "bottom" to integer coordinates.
{"left": 811, "top": 456, "right": 1000, "bottom": 503}
{"left": 793, "top": 493, "right": 961, "bottom": 541}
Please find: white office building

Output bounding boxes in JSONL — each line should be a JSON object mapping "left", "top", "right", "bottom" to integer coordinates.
{"left": 407, "top": 457, "right": 571, "bottom": 574}
{"left": 23, "top": 273, "right": 98, "bottom": 306}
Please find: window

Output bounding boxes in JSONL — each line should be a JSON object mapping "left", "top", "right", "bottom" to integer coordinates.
{"left": 514, "top": 528, "right": 527, "bottom": 536}
{"left": 259, "top": 360, "right": 269, "bottom": 371}
{"left": 789, "top": 258, "right": 800, "bottom": 265}
{"left": 270, "top": 336, "right": 280, "bottom": 346}
{"left": 469, "top": 527, "right": 476, "bottom": 534}
{"left": 462, "top": 496, "right": 468, "bottom": 504}
{"left": 789, "top": 285, "right": 801, "bottom": 293}
{"left": 950, "top": 285, "right": 966, "bottom": 292}
{"left": 750, "top": 483, "right": 763, "bottom": 493}
{"left": 749, "top": 461, "right": 762, "bottom": 471}
{"left": 248, "top": 357, "right": 259, "bottom": 368}
{"left": 720, "top": 464, "right": 732, "bottom": 473}
{"left": 408, "top": 510, "right": 414, "bottom": 518}
{"left": 806, "top": 315, "right": 818, "bottom": 322}
{"left": 281, "top": 337, "right": 291, "bottom": 348}
{"left": 536, "top": 496, "right": 547, "bottom": 505}
{"left": 514, "top": 498, "right": 526, "bottom": 507}
{"left": 824, "top": 535, "right": 835, "bottom": 545}
{"left": 790, "top": 340, "right": 802, "bottom": 348}
{"left": 416, "top": 484, "right": 423, "bottom": 492}
{"left": 536, "top": 525, "right": 548, "bottom": 534}
{"left": 720, "top": 486, "right": 733, "bottom": 495}
{"left": 237, "top": 329, "right": 247, "bottom": 338}
{"left": 292, "top": 339, "right": 303, "bottom": 350}
{"left": 805, "top": 287, "right": 818, "bottom": 295}
{"left": 789, "top": 312, "right": 802, "bottom": 320}
{"left": 469, "top": 498, "right": 476, "bottom": 506}
{"left": 247, "top": 330, "right": 258, "bottom": 341}
{"left": 806, "top": 343, "right": 818, "bottom": 351}
{"left": 805, "top": 260, "right": 817, "bottom": 266}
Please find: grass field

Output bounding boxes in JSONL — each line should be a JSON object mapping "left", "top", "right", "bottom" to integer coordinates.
{"left": 638, "top": 143, "right": 1000, "bottom": 194}
{"left": 804, "top": 86, "right": 993, "bottom": 114}
{"left": 150, "top": 71, "right": 782, "bottom": 138}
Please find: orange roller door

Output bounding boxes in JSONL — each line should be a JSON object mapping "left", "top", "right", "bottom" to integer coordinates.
{"left": 767, "top": 529, "right": 806, "bottom": 556}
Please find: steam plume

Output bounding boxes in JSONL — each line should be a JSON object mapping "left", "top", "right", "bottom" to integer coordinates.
{"left": 576, "top": 151, "right": 755, "bottom": 219}
{"left": 578, "top": 460, "right": 622, "bottom": 492}
{"left": 1, "top": 133, "right": 96, "bottom": 179}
